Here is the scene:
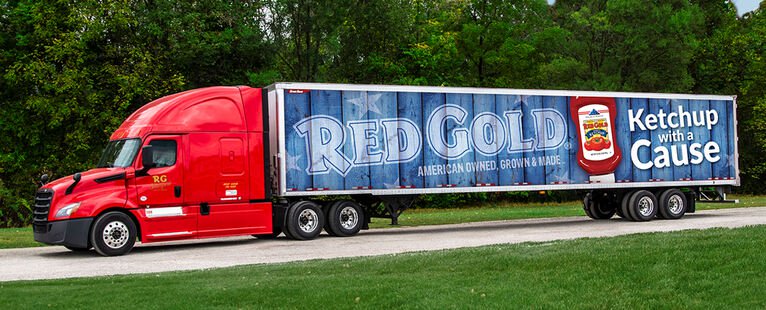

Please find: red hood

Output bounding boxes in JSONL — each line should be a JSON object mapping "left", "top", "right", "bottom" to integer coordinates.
{"left": 42, "top": 168, "right": 129, "bottom": 221}
{"left": 44, "top": 168, "right": 124, "bottom": 192}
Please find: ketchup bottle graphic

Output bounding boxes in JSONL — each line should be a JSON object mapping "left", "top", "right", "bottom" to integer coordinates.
{"left": 570, "top": 97, "right": 622, "bottom": 183}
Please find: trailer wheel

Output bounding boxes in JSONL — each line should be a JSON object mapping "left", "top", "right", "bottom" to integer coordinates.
{"left": 326, "top": 200, "right": 364, "bottom": 236}
{"left": 620, "top": 191, "right": 635, "bottom": 221}
{"left": 285, "top": 201, "right": 324, "bottom": 240}
{"left": 627, "top": 190, "right": 657, "bottom": 221}
{"left": 615, "top": 196, "right": 626, "bottom": 218}
{"left": 583, "top": 193, "right": 615, "bottom": 219}
{"left": 323, "top": 202, "right": 339, "bottom": 236}
{"left": 90, "top": 211, "right": 137, "bottom": 256}
{"left": 657, "top": 189, "right": 687, "bottom": 219}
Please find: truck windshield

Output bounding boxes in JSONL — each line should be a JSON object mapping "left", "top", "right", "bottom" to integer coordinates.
{"left": 97, "top": 139, "right": 141, "bottom": 168}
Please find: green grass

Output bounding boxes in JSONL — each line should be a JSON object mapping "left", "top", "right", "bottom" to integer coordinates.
{"left": 0, "top": 227, "right": 45, "bottom": 249}
{"left": 2, "top": 225, "right": 766, "bottom": 308}
{"left": 3, "top": 195, "right": 765, "bottom": 249}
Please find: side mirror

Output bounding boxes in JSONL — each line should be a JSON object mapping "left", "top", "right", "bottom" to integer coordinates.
{"left": 138, "top": 146, "right": 154, "bottom": 176}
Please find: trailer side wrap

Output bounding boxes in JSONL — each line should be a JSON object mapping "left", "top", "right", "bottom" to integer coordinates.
{"left": 274, "top": 84, "right": 737, "bottom": 196}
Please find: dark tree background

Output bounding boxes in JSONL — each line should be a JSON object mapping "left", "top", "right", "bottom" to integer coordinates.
{"left": 1, "top": 0, "right": 764, "bottom": 226}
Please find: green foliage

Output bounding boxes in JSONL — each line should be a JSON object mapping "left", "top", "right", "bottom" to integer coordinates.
{"left": 1, "top": 0, "right": 765, "bottom": 226}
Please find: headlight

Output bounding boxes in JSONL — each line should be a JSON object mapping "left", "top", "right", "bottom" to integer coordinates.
{"left": 55, "top": 202, "right": 81, "bottom": 218}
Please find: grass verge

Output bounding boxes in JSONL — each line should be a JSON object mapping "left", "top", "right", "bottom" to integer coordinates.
{"left": 3, "top": 195, "right": 764, "bottom": 249}
{"left": 2, "top": 225, "right": 765, "bottom": 308}
{"left": 0, "top": 227, "right": 45, "bottom": 249}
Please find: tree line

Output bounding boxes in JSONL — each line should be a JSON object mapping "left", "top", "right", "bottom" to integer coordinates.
{"left": 1, "top": 0, "right": 764, "bottom": 226}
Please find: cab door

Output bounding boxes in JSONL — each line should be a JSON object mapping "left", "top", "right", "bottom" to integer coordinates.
{"left": 134, "top": 135, "right": 197, "bottom": 241}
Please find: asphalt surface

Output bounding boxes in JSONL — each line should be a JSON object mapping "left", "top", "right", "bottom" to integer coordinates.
{"left": 2, "top": 206, "right": 766, "bottom": 282}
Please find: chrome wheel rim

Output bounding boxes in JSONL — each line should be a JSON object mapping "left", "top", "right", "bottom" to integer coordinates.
{"left": 668, "top": 195, "right": 684, "bottom": 215}
{"left": 339, "top": 206, "right": 359, "bottom": 230}
{"left": 102, "top": 221, "right": 129, "bottom": 249}
{"left": 298, "top": 209, "right": 319, "bottom": 233}
{"left": 638, "top": 196, "right": 654, "bottom": 217}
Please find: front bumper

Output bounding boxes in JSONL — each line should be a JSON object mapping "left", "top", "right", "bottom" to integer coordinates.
{"left": 33, "top": 217, "right": 94, "bottom": 248}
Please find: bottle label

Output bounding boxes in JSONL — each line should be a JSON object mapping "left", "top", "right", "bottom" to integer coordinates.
{"left": 578, "top": 104, "right": 615, "bottom": 161}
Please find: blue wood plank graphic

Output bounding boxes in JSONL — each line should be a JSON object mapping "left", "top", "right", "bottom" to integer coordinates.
{"left": 671, "top": 99, "right": 692, "bottom": 181}
{"left": 310, "top": 90, "right": 345, "bottom": 190}
{"left": 710, "top": 100, "right": 731, "bottom": 179}
{"left": 614, "top": 98, "right": 633, "bottom": 182}
{"left": 341, "top": 91, "right": 370, "bottom": 190}
{"left": 522, "top": 96, "right": 545, "bottom": 185}
{"left": 649, "top": 98, "right": 673, "bottom": 181}
{"left": 445, "top": 93, "right": 475, "bottom": 187}
{"left": 689, "top": 100, "right": 712, "bottom": 180}
{"left": 368, "top": 91, "right": 400, "bottom": 189}
{"left": 496, "top": 95, "right": 525, "bottom": 185}
{"left": 397, "top": 92, "right": 425, "bottom": 188}
{"left": 542, "top": 96, "right": 569, "bottom": 184}
{"left": 727, "top": 100, "right": 737, "bottom": 179}
{"left": 422, "top": 93, "right": 448, "bottom": 188}
{"left": 284, "top": 91, "right": 312, "bottom": 191}
{"left": 631, "top": 98, "right": 651, "bottom": 182}
{"left": 472, "top": 94, "right": 499, "bottom": 186}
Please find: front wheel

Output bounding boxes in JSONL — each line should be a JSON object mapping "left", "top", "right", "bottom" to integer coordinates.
{"left": 90, "top": 211, "right": 137, "bottom": 256}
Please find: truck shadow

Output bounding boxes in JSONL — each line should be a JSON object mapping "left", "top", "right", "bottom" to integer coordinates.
{"left": 362, "top": 213, "right": 717, "bottom": 236}
{"left": 38, "top": 213, "right": 718, "bottom": 257}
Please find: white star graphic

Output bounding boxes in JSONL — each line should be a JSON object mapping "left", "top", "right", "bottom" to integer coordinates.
{"left": 346, "top": 93, "right": 384, "bottom": 119}
{"left": 383, "top": 178, "right": 400, "bottom": 189}
{"left": 286, "top": 153, "right": 302, "bottom": 172}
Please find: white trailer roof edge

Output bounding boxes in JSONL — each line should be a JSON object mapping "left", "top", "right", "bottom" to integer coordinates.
{"left": 267, "top": 82, "right": 735, "bottom": 101}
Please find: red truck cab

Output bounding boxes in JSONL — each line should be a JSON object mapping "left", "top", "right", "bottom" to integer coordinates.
{"left": 33, "top": 86, "right": 274, "bottom": 256}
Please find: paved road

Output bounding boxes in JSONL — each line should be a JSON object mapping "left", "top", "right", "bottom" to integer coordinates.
{"left": 2, "top": 207, "right": 766, "bottom": 282}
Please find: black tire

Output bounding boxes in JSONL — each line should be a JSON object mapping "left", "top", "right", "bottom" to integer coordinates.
{"left": 583, "top": 193, "right": 595, "bottom": 218}
{"left": 90, "top": 211, "right": 137, "bottom": 256}
{"left": 65, "top": 246, "right": 91, "bottom": 252}
{"left": 326, "top": 200, "right": 364, "bottom": 237}
{"left": 627, "top": 190, "right": 658, "bottom": 221}
{"left": 253, "top": 227, "right": 283, "bottom": 239}
{"left": 657, "top": 189, "right": 687, "bottom": 219}
{"left": 584, "top": 193, "right": 615, "bottom": 219}
{"left": 285, "top": 201, "right": 324, "bottom": 240}
{"left": 621, "top": 191, "right": 635, "bottom": 221}
{"left": 323, "top": 201, "right": 340, "bottom": 236}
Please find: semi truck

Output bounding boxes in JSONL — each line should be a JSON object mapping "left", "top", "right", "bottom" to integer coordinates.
{"left": 33, "top": 83, "right": 738, "bottom": 256}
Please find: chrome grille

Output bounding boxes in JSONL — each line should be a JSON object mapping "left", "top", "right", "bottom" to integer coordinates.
{"left": 33, "top": 189, "right": 53, "bottom": 232}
